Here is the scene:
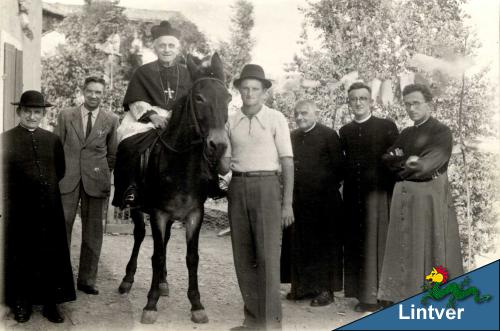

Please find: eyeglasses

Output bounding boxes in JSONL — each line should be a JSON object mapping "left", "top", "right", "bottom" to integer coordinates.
{"left": 348, "top": 97, "right": 370, "bottom": 104}
{"left": 404, "top": 101, "right": 425, "bottom": 108}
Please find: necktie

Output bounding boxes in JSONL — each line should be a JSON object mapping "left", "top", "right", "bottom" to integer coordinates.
{"left": 86, "top": 111, "right": 93, "bottom": 138}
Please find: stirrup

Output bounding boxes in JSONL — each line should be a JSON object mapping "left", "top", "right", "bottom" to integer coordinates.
{"left": 123, "top": 187, "right": 139, "bottom": 207}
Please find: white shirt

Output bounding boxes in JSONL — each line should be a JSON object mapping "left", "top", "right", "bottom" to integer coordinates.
{"left": 81, "top": 105, "right": 99, "bottom": 131}
{"left": 225, "top": 104, "right": 293, "bottom": 172}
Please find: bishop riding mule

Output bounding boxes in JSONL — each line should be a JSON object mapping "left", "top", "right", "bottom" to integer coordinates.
{"left": 117, "top": 53, "right": 231, "bottom": 324}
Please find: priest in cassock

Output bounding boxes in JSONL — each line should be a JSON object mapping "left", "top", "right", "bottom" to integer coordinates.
{"left": 112, "top": 20, "right": 192, "bottom": 208}
{"left": 1, "top": 91, "right": 76, "bottom": 324}
{"left": 378, "top": 84, "right": 463, "bottom": 303}
{"left": 285, "top": 100, "right": 344, "bottom": 306}
{"left": 339, "top": 82, "right": 399, "bottom": 312}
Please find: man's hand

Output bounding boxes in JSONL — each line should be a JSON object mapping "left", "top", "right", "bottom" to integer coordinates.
{"left": 282, "top": 203, "right": 294, "bottom": 229}
{"left": 150, "top": 114, "right": 169, "bottom": 129}
{"left": 405, "top": 155, "right": 420, "bottom": 167}
{"left": 390, "top": 148, "right": 404, "bottom": 156}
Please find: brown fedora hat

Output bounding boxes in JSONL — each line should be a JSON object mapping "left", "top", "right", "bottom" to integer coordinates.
{"left": 11, "top": 90, "right": 53, "bottom": 108}
{"left": 233, "top": 64, "right": 272, "bottom": 89}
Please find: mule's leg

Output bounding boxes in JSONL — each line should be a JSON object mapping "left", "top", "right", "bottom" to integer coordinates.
{"left": 159, "top": 220, "right": 173, "bottom": 296}
{"left": 119, "top": 208, "right": 146, "bottom": 294}
{"left": 142, "top": 210, "right": 170, "bottom": 324}
{"left": 185, "top": 208, "right": 208, "bottom": 324}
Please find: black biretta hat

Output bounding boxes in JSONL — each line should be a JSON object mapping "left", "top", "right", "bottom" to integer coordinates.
{"left": 151, "top": 21, "right": 181, "bottom": 40}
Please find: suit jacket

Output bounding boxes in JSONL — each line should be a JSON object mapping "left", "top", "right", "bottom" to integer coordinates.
{"left": 56, "top": 106, "right": 119, "bottom": 198}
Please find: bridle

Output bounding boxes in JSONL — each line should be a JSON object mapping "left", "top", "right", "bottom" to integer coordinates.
{"left": 156, "top": 76, "right": 228, "bottom": 156}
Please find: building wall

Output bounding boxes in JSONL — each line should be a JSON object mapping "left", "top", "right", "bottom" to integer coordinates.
{"left": 0, "top": 0, "right": 42, "bottom": 132}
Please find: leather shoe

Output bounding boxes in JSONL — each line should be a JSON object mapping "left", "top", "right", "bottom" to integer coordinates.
{"left": 77, "top": 284, "right": 99, "bottom": 295}
{"left": 43, "top": 305, "right": 64, "bottom": 323}
{"left": 286, "top": 291, "right": 315, "bottom": 301}
{"left": 13, "top": 304, "right": 31, "bottom": 323}
{"left": 310, "top": 291, "right": 334, "bottom": 307}
{"left": 378, "top": 300, "right": 393, "bottom": 309}
{"left": 354, "top": 302, "right": 380, "bottom": 312}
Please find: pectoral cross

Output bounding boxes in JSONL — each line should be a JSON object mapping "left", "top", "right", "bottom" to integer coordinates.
{"left": 164, "top": 87, "right": 175, "bottom": 100}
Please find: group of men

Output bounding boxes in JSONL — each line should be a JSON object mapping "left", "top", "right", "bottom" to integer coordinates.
{"left": 1, "top": 20, "right": 464, "bottom": 331}
{"left": 2, "top": 76, "right": 119, "bottom": 324}
{"left": 225, "top": 75, "right": 463, "bottom": 331}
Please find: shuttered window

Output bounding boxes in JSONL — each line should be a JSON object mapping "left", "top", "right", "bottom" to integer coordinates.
{"left": 3, "top": 43, "right": 23, "bottom": 131}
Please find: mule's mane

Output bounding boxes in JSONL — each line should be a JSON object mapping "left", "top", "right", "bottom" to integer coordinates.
{"left": 159, "top": 94, "right": 199, "bottom": 153}
{"left": 152, "top": 74, "right": 222, "bottom": 189}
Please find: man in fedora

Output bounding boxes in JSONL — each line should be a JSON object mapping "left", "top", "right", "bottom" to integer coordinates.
{"left": 56, "top": 77, "right": 119, "bottom": 295}
{"left": 1, "top": 91, "right": 76, "bottom": 323}
{"left": 220, "top": 64, "right": 294, "bottom": 330}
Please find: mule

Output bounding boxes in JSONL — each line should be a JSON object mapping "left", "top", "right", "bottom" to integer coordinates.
{"left": 117, "top": 53, "right": 230, "bottom": 324}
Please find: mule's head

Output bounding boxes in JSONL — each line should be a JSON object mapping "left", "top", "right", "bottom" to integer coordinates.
{"left": 186, "top": 53, "right": 231, "bottom": 161}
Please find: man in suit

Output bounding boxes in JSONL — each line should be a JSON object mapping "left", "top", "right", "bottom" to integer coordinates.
{"left": 56, "top": 76, "right": 119, "bottom": 295}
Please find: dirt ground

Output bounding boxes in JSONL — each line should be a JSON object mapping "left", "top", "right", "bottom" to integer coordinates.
{"left": 2, "top": 209, "right": 369, "bottom": 331}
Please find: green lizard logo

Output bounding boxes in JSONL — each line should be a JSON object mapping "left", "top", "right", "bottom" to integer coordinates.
{"left": 421, "top": 266, "right": 492, "bottom": 308}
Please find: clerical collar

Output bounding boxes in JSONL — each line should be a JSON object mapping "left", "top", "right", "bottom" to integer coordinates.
{"left": 354, "top": 114, "right": 371, "bottom": 124}
{"left": 158, "top": 60, "right": 176, "bottom": 68}
{"left": 414, "top": 116, "right": 431, "bottom": 127}
{"left": 19, "top": 123, "right": 36, "bottom": 132}
{"left": 303, "top": 122, "right": 317, "bottom": 133}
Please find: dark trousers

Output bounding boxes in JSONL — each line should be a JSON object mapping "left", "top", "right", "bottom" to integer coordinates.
{"left": 228, "top": 175, "right": 282, "bottom": 330}
{"left": 61, "top": 181, "right": 105, "bottom": 287}
{"left": 112, "top": 130, "right": 158, "bottom": 207}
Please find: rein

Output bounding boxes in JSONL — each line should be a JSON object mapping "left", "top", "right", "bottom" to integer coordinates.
{"left": 157, "top": 76, "right": 228, "bottom": 155}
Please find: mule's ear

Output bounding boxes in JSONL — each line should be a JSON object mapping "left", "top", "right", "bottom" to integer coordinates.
{"left": 211, "top": 52, "right": 225, "bottom": 82}
{"left": 186, "top": 54, "right": 201, "bottom": 80}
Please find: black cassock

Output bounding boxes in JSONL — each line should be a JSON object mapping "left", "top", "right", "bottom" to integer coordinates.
{"left": 339, "top": 116, "right": 398, "bottom": 304}
{"left": 113, "top": 59, "right": 193, "bottom": 207}
{"left": 378, "top": 117, "right": 463, "bottom": 302}
{"left": 1, "top": 126, "right": 75, "bottom": 306}
{"left": 122, "top": 59, "right": 192, "bottom": 112}
{"left": 282, "top": 123, "right": 344, "bottom": 297}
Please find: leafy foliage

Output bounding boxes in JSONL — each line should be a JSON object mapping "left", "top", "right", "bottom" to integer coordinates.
{"left": 275, "top": 0, "right": 498, "bottom": 269}
{"left": 41, "top": 1, "right": 209, "bottom": 125}
{"left": 217, "top": 0, "right": 256, "bottom": 87}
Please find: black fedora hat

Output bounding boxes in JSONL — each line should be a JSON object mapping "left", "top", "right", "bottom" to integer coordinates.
{"left": 234, "top": 64, "right": 272, "bottom": 89}
{"left": 11, "top": 90, "right": 53, "bottom": 108}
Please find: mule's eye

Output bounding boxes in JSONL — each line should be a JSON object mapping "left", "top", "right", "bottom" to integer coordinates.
{"left": 195, "top": 94, "right": 206, "bottom": 103}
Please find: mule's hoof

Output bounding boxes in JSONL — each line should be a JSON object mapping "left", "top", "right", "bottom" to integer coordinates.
{"left": 118, "top": 281, "right": 133, "bottom": 294}
{"left": 141, "top": 309, "right": 158, "bottom": 324}
{"left": 191, "top": 309, "right": 209, "bottom": 324}
{"left": 159, "top": 282, "right": 169, "bottom": 296}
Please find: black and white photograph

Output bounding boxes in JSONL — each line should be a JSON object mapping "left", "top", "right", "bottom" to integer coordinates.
{"left": 0, "top": 0, "right": 499, "bottom": 330}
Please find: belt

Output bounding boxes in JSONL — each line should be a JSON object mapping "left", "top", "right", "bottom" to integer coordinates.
{"left": 232, "top": 171, "right": 279, "bottom": 177}
{"left": 404, "top": 169, "right": 446, "bottom": 182}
